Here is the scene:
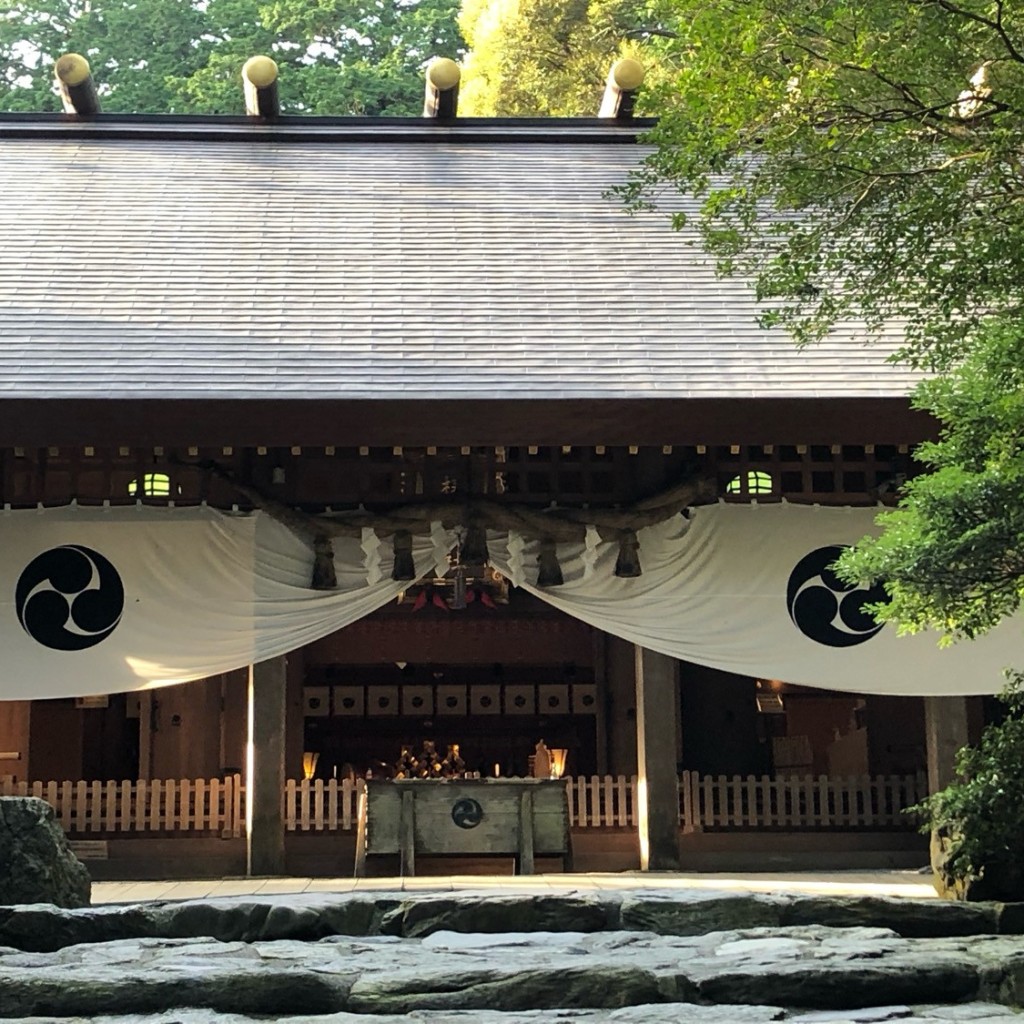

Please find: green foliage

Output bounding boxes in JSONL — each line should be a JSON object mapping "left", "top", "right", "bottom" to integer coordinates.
{"left": 837, "top": 321, "right": 1024, "bottom": 639}
{"left": 618, "top": 0, "right": 1024, "bottom": 371}
{"left": 458, "top": 0, "right": 676, "bottom": 116}
{"left": 910, "top": 675, "right": 1024, "bottom": 887}
{"left": 1, "top": 0, "right": 464, "bottom": 115}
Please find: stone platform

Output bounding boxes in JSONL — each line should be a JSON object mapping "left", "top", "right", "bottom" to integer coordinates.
{"left": 3, "top": 887, "right": 1024, "bottom": 1022}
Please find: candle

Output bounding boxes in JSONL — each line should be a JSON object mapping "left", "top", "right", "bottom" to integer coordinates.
{"left": 494, "top": 763, "right": 500, "bottom": 777}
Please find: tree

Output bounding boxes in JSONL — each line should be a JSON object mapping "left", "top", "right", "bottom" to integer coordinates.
{"left": 1, "top": 1, "right": 214, "bottom": 112}
{"left": 610, "top": 1, "right": 1024, "bottom": 640}
{"left": 618, "top": 1, "right": 1024, "bottom": 372}
{"left": 458, "top": 0, "right": 675, "bottom": 116}
{"left": 174, "top": 0, "right": 465, "bottom": 115}
{"left": 1, "top": 0, "right": 464, "bottom": 115}
{"left": 838, "top": 320, "right": 1024, "bottom": 639}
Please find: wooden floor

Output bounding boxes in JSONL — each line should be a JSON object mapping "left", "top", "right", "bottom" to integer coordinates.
{"left": 91, "top": 870, "right": 938, "bottom": 904}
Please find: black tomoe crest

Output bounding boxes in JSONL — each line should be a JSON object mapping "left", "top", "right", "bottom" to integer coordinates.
{"left": 451, "top": 797, "right": 483, "bottom": 829}
{"left": 786, "top": 545, "right": 888, "bottom": 648}
{"left": 16, "top": 545, "right": 124, "bottom": 651}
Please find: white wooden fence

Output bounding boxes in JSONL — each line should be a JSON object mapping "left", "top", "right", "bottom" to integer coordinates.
{"left": 678, "top": 771, "right": 928, "bottom": 832}
{"left": 284, "top": 778, "right": 363, "bottom": 832}
{"left": 0, "top": 772, "right": 924, "bottom": 835}
{"left": 0, "top": 776, "right": 242, "bottom": 836}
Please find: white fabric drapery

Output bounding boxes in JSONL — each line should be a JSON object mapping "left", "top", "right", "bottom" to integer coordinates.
{"left": 489, "top": 502, "right": 1022, "bottom": 696}
{"left": 0, "top": 501, "right": 1018, "bottom": 700}
{"left": 0, "top": 504, "right": 448, "bottom": 699}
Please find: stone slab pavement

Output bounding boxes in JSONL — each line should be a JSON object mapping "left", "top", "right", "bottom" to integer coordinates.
{"left": 91, "top": 870, "right": 938, "bottom": 904}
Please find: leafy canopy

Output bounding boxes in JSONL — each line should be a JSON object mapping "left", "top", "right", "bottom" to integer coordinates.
{"left": 458, "top": 0, "right": 676, "bottom": 116}
{"left": 838, "top": 321, "right": 1024, "bottom": 639}
{"left": 1, "top": 0, "right": 464, "bottom": 114}
{"left": 619, "top": 0, "right": 1024, "bottom": 372}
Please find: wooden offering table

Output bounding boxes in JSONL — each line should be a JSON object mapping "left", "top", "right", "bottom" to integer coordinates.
{"left": 354, "top": 778, "right": 572, "bottom": 877}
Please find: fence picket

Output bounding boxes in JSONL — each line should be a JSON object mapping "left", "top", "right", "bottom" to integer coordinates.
{"left": 149, "top": 780, "right": 162, "bottom": 830}
{"left": 232, "top": 774, "right": 243, "bottom": 838}
{"left": 45, "top": 781, "right": 58, "bottom": 823}
{"left": 194, "top": 779, "right": 207, "bottom": 831}
{"left": 180, "top": 780, "right": 192, "bottom": 831}
{"left": 629, "top": 775, "right": 638, "bottom": 826}
{"left": 299, "top": 780, "right": 312, "bottom": 831}
{"left": 341, "top": 780, "right": 353, "bottom": 830}
{"left": 680, "top": 771, "right": 693, "bottom": 831}
{"left": 314, "top": 779, "right": 325, "bottom": 831}
{"left": 327, "top": 779, "right": 339, "bottom": 830}
{"left": 285, "top": 779, "right": 297, "bottom": 831}
{"left": 757, "top": 776, "right": 771, "bottom": 827}
{"left": 603, "top": 775, "right": 614, "bottom": 828}
{"left": 74, "top": 781, "right": 88, "bottom": 832}
{"left": 104, "top": 781, "right": 117, "bottom": 831}
{"left": 616, "top": 775, "right": 627, "bottom": 827}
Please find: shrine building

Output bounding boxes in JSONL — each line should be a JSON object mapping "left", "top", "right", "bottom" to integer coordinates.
{"left": 0, "top": 57, "right": 1009, "bottom": 878}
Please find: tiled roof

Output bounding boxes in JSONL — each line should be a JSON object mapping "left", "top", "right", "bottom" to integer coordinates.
{"left": 0, "top": 122, "right": 920, "bottom": 401}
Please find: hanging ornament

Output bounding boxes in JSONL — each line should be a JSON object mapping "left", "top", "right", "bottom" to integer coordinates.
{"left": 461, "top": 522, "right": 490, "bottom": 564}
{"left": 390, "top": 529, "right": 416, "bottom": 581}
{"left": 614, "top": 529, "right": 642, "bottom": 578}
{"left": 536, "top": 537, "right": 564, "bottom": 587}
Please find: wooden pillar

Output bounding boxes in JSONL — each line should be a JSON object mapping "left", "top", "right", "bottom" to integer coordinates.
{"left": 606, "top": 636, "right": 638, "bottom": 775}
{"left": 634, "top": 645, "right": 681, "bottom": 871}
{"left": 138, "top": 692, "right": 154, "bottom": 781}
{"left": 247, "top": 655, "right": 287, "bottom": 876}
{"left": 924, "top": 696, "right": 970, "bottom": 794}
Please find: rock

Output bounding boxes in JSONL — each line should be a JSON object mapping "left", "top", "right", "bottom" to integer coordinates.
{"left": 994, "top": 903, "right": 1024, "bottom": 935}
{"left": 0, "top": 962, "right": 351, "bottom": 1018}
{"left": 930, "top": 829, "right": 1024, "bottom": 905}
{"left": 346, "top": 964, "right": 669, "bottom": 1014}
{"left": 0, "top": 798, "right": 90, "bottom": 909}
{"left": 380, "top": 893, "right": 612, "bottom": 938}
{"left": 782, "top": 896, "right": 997, "bottom": 937}
{"left": 694, "top": 955, "right": 979, "bottom": 1010}
{"left": 619, "top": 892, "right": 785, "bottom": 935}
{"left": 0, "top": 893, "right": 400, "bottom": 953}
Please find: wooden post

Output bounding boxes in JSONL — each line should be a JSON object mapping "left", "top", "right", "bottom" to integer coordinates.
{"left": 634, "top": 645, "right": 682, "bottom": 870}
{"left": 138, "top": 692, "right": 154, "bottom": 781}
{"left": 518, "top": 789, "right": 535, "bottom": 875}
{"left": 246, "top": 655, "right": 287, "bottom": 877}
{"left": 353, "top": 786, "right": 368, "bottom": 877}
{"left": 924, "top": 696, "right": 970, "bottom": 794}
{"left": 399, "top": 788, "right": 416, "bottom": 877}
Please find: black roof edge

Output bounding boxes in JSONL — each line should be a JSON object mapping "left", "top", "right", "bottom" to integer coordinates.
{"left": 0, "top": 112, "right": 657, "bottom": 144}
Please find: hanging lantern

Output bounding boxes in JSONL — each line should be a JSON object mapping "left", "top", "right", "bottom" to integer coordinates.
{"left": 537, "top": 537, "right": 564, "bottom": 587}
{"left": 391, "top": 529, "right": 416, "bottom": 581}
{"left": 614, "top": 529, "right": 642, "bottom": 578}
{"left": 461, "top": 523, "right": 490, "bottom": 564}
{"left": 311, "top": 535, "right": 338, "bottom": 590}
{"left": 451, "top": 565, "right": 468, "bottom": 610}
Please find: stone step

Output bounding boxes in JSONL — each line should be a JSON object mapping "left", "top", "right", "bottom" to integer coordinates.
{"left": 12, "top": 1005, "right": 1024, "bottom": 1024}
{"left": 1, "top": 923, "right": 1023, "bottom": 1017}
{"left": 0, "top": 888, "right": 1015, "bottom": 953}
{"left": 1, "top": 891, "right": 1023, "bottom": 1020}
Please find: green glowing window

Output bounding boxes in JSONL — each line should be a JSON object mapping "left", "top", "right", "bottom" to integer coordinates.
{"left": 726, "top": 470, "right": 773, "bottom": 496}
{"left": 129, "top": 473, "right": 171, "bottom": 498}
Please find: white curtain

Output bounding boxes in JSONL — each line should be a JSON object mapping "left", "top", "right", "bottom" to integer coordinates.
{"left": 0, "top": 504, "right": 448, "bottom": 699}
{"left": 488, "top": 502, "right": 1022, "bottom": 697}
{"left": 0, "top": 502, "right": 1017, "bottom": 700}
